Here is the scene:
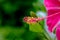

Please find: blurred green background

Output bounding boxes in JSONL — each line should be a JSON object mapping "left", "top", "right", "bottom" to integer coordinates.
{"left": 0, "top": 0, "right": 47, "bottom": 40}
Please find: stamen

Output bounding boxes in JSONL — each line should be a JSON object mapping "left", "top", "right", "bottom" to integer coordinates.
{"left": 38, "top": 12, "right": 60, "bottom": 20}
{"left": 23, "top": 12, "right": 60, "bottom": 23}
{"left": 46, "top": 12, "right": 60, "bottom": 19}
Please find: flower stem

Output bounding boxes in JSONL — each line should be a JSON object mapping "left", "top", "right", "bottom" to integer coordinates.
{"left": 43, "top": 30, "right": 52, "bottom": 40}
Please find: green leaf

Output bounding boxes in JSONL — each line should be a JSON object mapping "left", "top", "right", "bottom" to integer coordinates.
{"left": 38, "top": 20, "right": 44, "bottom": 28}
{"left": 2, "top": 3, "right": 19, "bottom": 13}
{"left": 29, "top": 22, "right": 44, "bottom": 33}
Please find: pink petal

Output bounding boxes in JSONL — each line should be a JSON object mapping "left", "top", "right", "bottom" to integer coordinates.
{"left": 56, "top": 24, "right": 60, "bottom": 40}
{"left": 44, "top": 0, "right": 60, "bottom": 10}
{"left": 47, "top": 9, "right": 60, "bottom": 32}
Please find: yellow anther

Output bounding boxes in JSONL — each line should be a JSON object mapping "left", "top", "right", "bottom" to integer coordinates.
{"left": 32, "top": 17, "right": 33, "bottom": 18}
